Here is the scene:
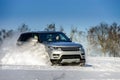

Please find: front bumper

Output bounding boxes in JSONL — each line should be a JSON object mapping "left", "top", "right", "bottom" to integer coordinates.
{"left": 49, "top": 50, "right": 85, "bottom": 63}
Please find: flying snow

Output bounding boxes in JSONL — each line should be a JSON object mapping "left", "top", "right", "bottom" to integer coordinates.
{"left": 0, "top": 32, "right": 51, "bottom": 66}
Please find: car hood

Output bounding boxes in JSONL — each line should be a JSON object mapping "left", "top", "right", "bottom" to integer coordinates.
{"left": 47, "top": 42, "right": 82, "bottom": 47}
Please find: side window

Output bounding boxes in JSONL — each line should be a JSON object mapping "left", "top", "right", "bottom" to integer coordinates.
{"left": 19, "top": 33, "right": 32, "bottom": 41}
{"left": 47, "top": 34, "right": 53, "bottom": 42}
{"left": 39, "top": 33, "right": 48, "bottom": 43}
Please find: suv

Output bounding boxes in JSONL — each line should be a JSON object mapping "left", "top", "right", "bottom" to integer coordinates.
{"left": 17, "top": 31, "right": 86, "bottom": 65}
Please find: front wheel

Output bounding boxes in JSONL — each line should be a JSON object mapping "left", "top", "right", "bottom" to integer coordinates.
{"left": 79, "top": 59, "right": 86, "bottom": 66}
{"left": 50, "top": 59, "right": 61, "bottom": 66}
{"left": 79, "top": 62, "right": 85, "bottom": 66}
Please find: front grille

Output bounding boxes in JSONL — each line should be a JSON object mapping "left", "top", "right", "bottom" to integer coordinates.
{"left": 61, "top": 47, "right": 79, "bottom": 51}
{"left": 61, "top": 55, "right": 80, "bottom": 59}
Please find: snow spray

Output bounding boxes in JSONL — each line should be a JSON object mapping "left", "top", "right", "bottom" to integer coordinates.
{"left": 0, "top": 32, "right": 51, "bottom": 66}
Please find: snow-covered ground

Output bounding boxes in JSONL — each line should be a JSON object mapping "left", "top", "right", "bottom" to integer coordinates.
{"left": 0, "top": 34, "right": 120, "bottom": 80}
{"left": 0, "top": 57, "right": 120, "bottom": 80}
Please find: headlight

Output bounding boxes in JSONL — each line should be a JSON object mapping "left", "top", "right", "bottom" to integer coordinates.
{"left": 48, "top": 46, "right": 61, "bottom": 51}
{"left": 79, "top": 47, "right": 82, "bottom": 51}
{"left": 48, "top": 46, "right": 54, "bottom": 50}
{"left": 55, "top": 47, "right": 62, "bottom": 51}
{"left": 79, "top": 47, "right": 84, "bottom": 51}
{"left": 79, "top": 47, "right": 85, "bottom": 54}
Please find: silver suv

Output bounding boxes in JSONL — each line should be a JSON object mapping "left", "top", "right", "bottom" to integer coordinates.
{"left": 17, "top": 31, "right": 86, "bottom": 65}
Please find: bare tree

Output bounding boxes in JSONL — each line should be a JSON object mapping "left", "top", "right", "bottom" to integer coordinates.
{"left": 88, "top": 23, "right": 109, "bottom": 56}
{"left": 45, "top": 23, "right": 56, "bottom": 31}
{"left": 88, "top": 22, "right": 120, "bottom": 57}
{"left": 70, "top": 27, "right": 77, "bottom": 41}
{"left": 18, "top": 23, "right": 30, "bottom": 32}
{"left": 108, "top": 23, "right": 120, "bottom": 57}
{"left": 0, "top": 29, "right": 14, "bottom": 46}
{"left": 0, "top": 30, "right": 2, "bottom": 45}
{"left": 77, "top": 31, "right": 85, "bottom": 42}
{"left": 59, "top": 26, "right": 64, "bottom": 32}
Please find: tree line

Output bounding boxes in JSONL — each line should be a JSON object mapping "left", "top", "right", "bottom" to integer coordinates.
{"left": 0, "top": 22, "right": 120, "bottom": 57}
{"left": 87, "top": 22, "right": 120, "bottom": 57}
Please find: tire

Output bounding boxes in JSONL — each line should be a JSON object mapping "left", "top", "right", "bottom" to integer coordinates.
{"left": 50, "top": 59, "right": 61, "bottom": 66}
{"left": 79, "top": 62, "right": 85, "bottom": 66}
{"left": 79, "top": 59, "right": 86, "bottom": 66}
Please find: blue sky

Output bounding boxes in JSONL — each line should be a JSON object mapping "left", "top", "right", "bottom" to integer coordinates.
{"left": 0, "top": 0, "right": 120, "bottom": 32}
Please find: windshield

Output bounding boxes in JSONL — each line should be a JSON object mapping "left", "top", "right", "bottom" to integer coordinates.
{"left": 39, "top": 32, "right": 71, "bottom": 43}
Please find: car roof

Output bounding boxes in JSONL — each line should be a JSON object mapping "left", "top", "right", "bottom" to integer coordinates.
{"left": 21, "top": 31, "right": 63, "bottom": 34}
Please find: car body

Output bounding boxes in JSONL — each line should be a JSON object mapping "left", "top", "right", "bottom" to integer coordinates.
{"left": 17, "top": 31, "right": 86, "bottom": 65}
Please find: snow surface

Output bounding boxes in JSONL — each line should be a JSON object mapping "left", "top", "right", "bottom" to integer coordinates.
{"left": 1, "top": 57, "right": 120, "bottom": 80}
{"left": 0, "top": 33, "right": 120, "bottom": 80}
